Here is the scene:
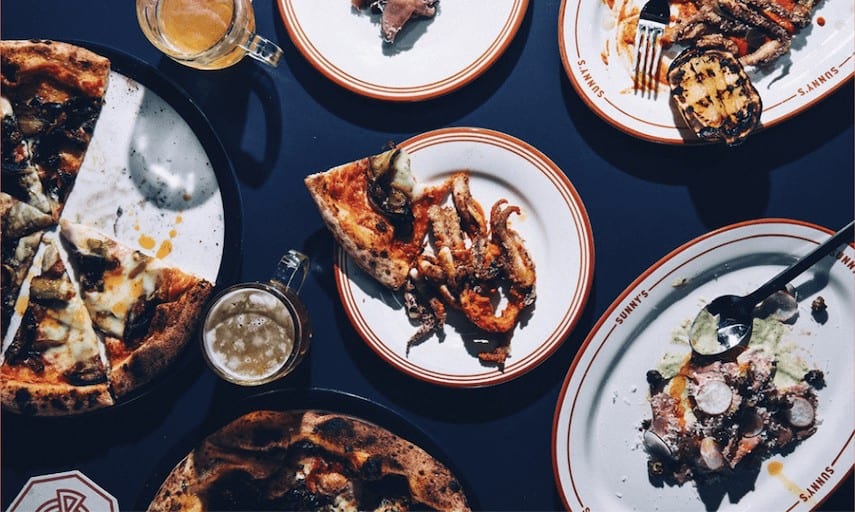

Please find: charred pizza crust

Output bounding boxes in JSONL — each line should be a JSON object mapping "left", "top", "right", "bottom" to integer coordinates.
{"left": 105, "top": 275, "right": 213, "bottom": 398}
{"left": 148, "top": 410, "right": 470, "bottom": 512}
{"left": 305, "top": 148, "right": 431, "bottom": 290}
{"left": 60, "top": 220, "right": 214, "bottom": 399}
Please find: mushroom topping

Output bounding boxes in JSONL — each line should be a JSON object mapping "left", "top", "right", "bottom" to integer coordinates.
{"left": 366, "top": 148, "right": 415, "bottom": 237}
{"left": 694, "top": 379, "right": 733, "bottom": 415}
{"left": 786, "top": 396, "right": 815, "bottom": 428}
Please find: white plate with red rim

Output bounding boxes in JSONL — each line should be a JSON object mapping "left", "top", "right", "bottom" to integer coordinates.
{"left": 334, "top": 127, "right": 594, "bottom": 387}
{"left": 552, "top": 219, "right": 855, "bottom": 511}
{"left": 278, "top": 0, "right": 528, "bottom": 101}
{"left": 558, "top": 0, "right": 855, "bottom": 144}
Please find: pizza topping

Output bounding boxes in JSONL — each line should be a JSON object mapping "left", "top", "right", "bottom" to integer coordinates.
{"left": 3, "top": 240, "right": 109, "bottom": 387}
{"left": 367, "top": 148, "right": 416, "bottom": 237}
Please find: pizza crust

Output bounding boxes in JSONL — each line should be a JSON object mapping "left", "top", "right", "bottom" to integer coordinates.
{"left": 107, "top": 278, "right": 213, "bottom": 398}
{"left": 0, "top": 39, "right": 110, "bottom": 99}
{"left": 1, "top": 374, "right": 113, "bottom": 416}
{"left": 148, "top": 410, "right": 470, "bottom": 512}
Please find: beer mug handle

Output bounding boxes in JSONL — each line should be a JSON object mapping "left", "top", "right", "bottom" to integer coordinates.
{"left": 271, "top": 250, "right": 309, "bottom": 294}
{"left": 242, "top": 34, "right": 283, "bottom": 67}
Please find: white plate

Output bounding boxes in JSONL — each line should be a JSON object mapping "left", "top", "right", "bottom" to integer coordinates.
{"left": 553, "top": 219, "right": 855, "bottom": 511}
{"left": 278, "top": 0, "right": 528, "bottom": 101}
{"left": 335, "top": 127, "right": 594, "bottom": 387}
{"left": 558, "top": 0, "right": 855, "bottom": 144}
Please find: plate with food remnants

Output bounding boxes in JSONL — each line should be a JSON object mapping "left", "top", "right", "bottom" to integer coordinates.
{"left": 559, "top": 0, "right": 854, "bottom": 144}
{"left": 304, "top": 127, "right": 594, "bottom": 387}
{"left": 0, "top": 40, "right": 240, "bottom": 416}
{"left": 552, "top": 219, "right": 854, "bottom": 511}
{"left": 278, "top": 0, "right": 529, "bottom": 101}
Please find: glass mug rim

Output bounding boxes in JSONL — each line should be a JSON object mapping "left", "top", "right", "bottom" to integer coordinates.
{"left": 200, "top": 280, "right": 311, "bottom": 386}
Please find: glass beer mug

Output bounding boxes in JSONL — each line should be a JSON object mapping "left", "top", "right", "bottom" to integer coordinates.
{"left": 136, "top": 0, "right": 283, "bottom": 69}
{"left": 200, "top": 250, "right": 312, "bottom": 385}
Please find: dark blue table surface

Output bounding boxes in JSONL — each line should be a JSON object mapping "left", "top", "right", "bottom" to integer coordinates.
{"left": 2, "top": 1, "right": 853, "bottom": 511}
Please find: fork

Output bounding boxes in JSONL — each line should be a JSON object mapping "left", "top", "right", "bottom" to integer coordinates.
{"left": 633, "top": 0, "right": 670, "bottom": 97}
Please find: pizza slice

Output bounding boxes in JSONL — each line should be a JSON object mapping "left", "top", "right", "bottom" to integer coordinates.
{"left": 0, "top": 40, "right": 110, "bottom": 219}
{"left": 0, "top": 191, "right": 55, "bottom": 336}
{"left": 305, "top": 148, "right": 434, "bottom": 290}
{"left": 1, "top": 238, "right": 114, "bottom": 415}
{"left": 60, "top": 220, "right": 214, "bottom": 398}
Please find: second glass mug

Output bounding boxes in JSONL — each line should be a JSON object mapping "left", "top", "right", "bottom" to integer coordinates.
{"left": 136, "top": 0, "right": 283, "bottom": 70}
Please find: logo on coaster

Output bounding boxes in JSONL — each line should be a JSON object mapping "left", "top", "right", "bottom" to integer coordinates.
{"left": 8, "top": 471, "right": 119, "bottom": 512}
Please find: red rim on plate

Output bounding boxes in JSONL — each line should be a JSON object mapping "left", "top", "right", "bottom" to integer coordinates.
{"left": 335, "top": 127, "right": 595, "bottom": 387}
{"left": 278, "top": 0, "right": 529, "bottom": 101}
{"left": 558, "top": 0, "right": 855, "bottom": 144}
{"left": 552, "top": 218, "right": 855, "bottom": 510}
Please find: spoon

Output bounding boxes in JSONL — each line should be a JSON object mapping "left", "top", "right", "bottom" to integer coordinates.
{"left": 689, "top": 220, "right": 855, "bottom": 357}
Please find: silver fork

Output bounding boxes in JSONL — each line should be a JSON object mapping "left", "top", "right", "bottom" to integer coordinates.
{"left": 633, "top": 0, "right": 670, "bottom": 97}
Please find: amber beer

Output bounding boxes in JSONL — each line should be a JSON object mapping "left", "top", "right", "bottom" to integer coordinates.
{"left": 136, "top": 0, "right": 282, "bottom": 69}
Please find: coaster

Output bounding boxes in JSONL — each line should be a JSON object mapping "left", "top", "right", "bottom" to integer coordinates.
{"left": 8, "top": 470, "right": 119, "bottom": 512}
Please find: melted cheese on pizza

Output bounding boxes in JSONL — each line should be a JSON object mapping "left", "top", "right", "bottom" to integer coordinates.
{"left": 91, "top": 253, "right": 159, "bottom": 338}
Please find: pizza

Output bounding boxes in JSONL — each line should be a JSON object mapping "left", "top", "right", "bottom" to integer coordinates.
{"left": 1, "top": 239, "right": 115, "bottom": 415}
{"left": 147, "top": 410, "right": 471, "bottom": 512}
{"left": 0, "top": 40, "right": 216, "bottom": 415}
{"left": 304, "top": 148, "right": 436, "bottom": 290}
{"left": 1, "top": 39, "right": 109, "bottom": 220}
{"left": 60, "top": 220, "right": 214, "bottom": 399}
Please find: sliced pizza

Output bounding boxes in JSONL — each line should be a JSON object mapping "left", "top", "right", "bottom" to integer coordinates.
{"left": 1, "top": 238, "right": 114, "bottom": 415}
{"left": 60, "top": 220, "right": 214, "bottom": 398}
{"left": 0, "top": 191, "right": 55, "bottom": 337}
{"left": 148, "top": 410, "right": 470, "bottom": 512}
{"left": 305, "top": 148, "right": 437, "bottom": 290}
{"left": 0, "top": 39, "right": 110, "bottom": 219}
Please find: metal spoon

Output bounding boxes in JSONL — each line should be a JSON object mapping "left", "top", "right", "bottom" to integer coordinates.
{"left": 689, "top": 220, "right": 854, "bottom": 357}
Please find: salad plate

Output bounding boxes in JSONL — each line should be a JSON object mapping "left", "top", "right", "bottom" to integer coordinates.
{"left": 336, "top": 127, "right": 594, "bottom": 387}
{"left": 552, "top": 219, "right": 854, "bottom": 510}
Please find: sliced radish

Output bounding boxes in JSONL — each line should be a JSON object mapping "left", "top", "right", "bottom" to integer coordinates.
{"left": 787, "top": 396, "right": 815, "bottom": 428}
{"left": 694, "top": 380, "right": 733, "bottom": 415}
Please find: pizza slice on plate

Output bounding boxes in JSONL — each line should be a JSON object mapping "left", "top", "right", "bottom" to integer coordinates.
{"left": 305, "top": 148, "right": 434, "bottom": 290}
{"left": 0, "top": 39, "right": 110, "bottom": 219}
{"left": 1, "top": 238, "right": 114, "bottom": 415}
{"left": 0, "top": 191, "right": 54, "bottom": 337}
{"left": 60, "top": 220, "right": 214, "bottom": 398}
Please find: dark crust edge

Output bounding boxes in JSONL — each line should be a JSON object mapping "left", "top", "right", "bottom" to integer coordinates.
{"left": 0, "top": 374, "right": 114, "bottom": 416}
{"left": 108, "top": 279, "right": 213, "bottom": 399}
